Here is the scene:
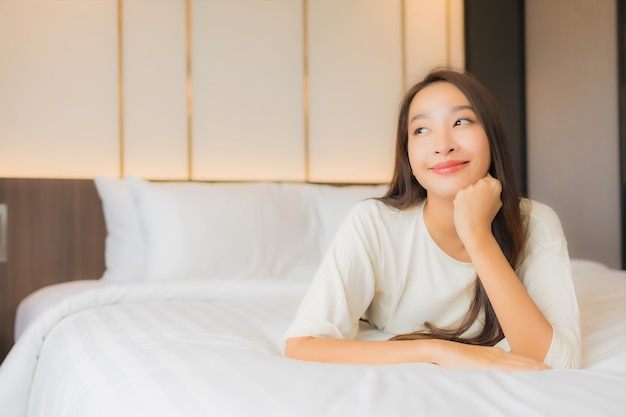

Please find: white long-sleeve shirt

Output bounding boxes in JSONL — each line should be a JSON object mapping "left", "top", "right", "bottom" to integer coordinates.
{"left": 285, "top": 198, "right": 581, "bottom": 369}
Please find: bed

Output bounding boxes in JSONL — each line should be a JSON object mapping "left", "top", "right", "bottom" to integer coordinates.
{"left": 0, "top": 177, "right": 625, "bottom": 417}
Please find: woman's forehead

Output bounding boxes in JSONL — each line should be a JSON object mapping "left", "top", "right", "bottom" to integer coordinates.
{"left": 408, "top": 82, "right": 472, "bottom": 120}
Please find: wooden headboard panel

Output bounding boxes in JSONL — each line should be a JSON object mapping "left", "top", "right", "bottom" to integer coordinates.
{"left": 0, "top": 178, "right": 106, "bottom": 361}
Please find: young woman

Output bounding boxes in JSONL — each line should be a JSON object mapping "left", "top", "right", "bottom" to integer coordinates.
{"left": 284, "top": 68, "right": 581, "bottom": 371}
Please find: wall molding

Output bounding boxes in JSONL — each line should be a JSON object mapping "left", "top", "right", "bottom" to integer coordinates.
{"left": 619, "top": 0, "right": 625, "bottom": 268}
{"left": 464, "top": 0, "right": 527, "bottom": 195}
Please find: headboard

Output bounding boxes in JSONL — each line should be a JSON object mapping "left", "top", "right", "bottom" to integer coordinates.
{"left": 0, "top": 178, "right": 106, "bottom": 361}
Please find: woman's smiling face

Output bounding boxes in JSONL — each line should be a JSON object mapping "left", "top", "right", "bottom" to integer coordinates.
{"left": 407, "top": 81, "right": 492, "bottom": 201}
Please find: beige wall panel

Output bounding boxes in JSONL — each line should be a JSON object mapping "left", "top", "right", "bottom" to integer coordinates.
{"left": 191, "top": 0, "right": 305, "bottom": 181}
{"left": 308, "top": 0, "right": 402, "bottom": 184}
{"left": 405, "top": 0, "right": 448, "bottom": 84}
{"left": 405, "top": 0, "right": 465, "bottom": 85}
{"left": 526, "top": 0, "right": 620, "bottom": 268}
{"left": 447, "top": 0, "right": 465, "bottom": 70}
{"left": 123, "top": 0, "right": 188, "bottom": 180}
{"left": 0, "top": 1, "right": 119, "bottom": 178}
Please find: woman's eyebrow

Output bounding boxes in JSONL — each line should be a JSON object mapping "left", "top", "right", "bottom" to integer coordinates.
{"left": 409, "top": 105, "right": 474, "bottom": 123}
{"left": 451, "top": 104, "right": 474, "bottom": 113}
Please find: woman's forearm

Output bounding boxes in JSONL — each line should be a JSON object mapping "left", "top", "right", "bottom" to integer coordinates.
{"left": 451, "top": 176, "right": 553, "bottom": 362}
{"left": 465, "top": 234, "right": 553, "bottom": 362}
{"left": 284, "top": 336, "right": 435, "bottom": 365}
{"left": 285, "top": 337, "right": 550, "bottom": 371}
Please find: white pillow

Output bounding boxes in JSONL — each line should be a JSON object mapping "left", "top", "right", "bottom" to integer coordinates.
{"left": 306, "top": 183, "right": 388, "bottom": 251}
{"left": 94, "top": 176, "right": 145, "bottom": 282}
{"left": 124, "top": 176, "right": 323, "bottom": 281}
{"left": 95, "top": 176, "right": 388, "bottom": 282}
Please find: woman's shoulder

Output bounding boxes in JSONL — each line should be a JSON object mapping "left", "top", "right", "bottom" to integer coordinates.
{"left": 519, "top": 198, "right": 566, "bottom": 243}
{"left": 343, "top": 198, "right": 424, "bottom": 232}
{"left": 520, "top": 198, "right": 561, "bottom": 222}
{"left": 350, "top": 198, "right": 423, "bottom": 218}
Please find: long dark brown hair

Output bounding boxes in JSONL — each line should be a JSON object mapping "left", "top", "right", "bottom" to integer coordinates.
{"left": 382, "top": 68, "right": 527, "bottom": 346}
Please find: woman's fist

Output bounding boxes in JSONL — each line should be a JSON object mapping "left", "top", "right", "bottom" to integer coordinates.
{"left": 452, "top": 174, "right": 502, "bottom": 248}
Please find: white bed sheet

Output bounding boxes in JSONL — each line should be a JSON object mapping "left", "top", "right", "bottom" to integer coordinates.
{"left": 1, "top": 260, "right": 625, "bottom": 417}
{"left": 14, "top": 279, "right": 108, "bottom": 342}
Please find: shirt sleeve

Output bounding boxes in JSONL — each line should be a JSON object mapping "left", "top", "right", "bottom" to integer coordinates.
{"left": 284, "top": 201, "right": 379, "bottom": 340}
{"left": 518, "top": 201, "right": 582, "bottom": 369}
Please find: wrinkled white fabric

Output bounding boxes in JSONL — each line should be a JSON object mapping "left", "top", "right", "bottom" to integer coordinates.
{"left": 0, "top": 266, "right": 623, "bottom": 417}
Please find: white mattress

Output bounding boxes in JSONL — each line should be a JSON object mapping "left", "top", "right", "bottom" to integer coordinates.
{"left": 1, "top": 259, "right": 625, "bottom": 417}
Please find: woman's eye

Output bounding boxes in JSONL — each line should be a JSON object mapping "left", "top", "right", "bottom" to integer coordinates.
{"left": 414, "top": 127, "right": 428, "bottom": 135}
{"left": 454, "top": 118, "right": 471, "bottom": 126}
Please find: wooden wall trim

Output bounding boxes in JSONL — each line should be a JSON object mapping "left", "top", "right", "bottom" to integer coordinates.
{"left": 0, "top": 179, "right": 106, "bottom": 362}
{"left": 617, "top": 1, "right": 626, "bottom": 269}
{"left": 464, "top": 0, "right": 527, "bottom": 195}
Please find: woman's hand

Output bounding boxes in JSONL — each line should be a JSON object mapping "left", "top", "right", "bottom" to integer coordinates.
{"left": 286, "top": 337, "right": 550, "bottom": 371}
{"left": 452, "top": 174, "right": 502, "bottom": 249}
{"left": 431, "top": 339, "right": 550, "bottom": 372}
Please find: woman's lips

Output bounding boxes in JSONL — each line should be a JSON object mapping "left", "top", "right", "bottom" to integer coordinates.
{"left": 430, "top": 160, "right": 468, "bottom": 174}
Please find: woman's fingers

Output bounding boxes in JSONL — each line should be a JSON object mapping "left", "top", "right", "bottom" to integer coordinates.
{"left": 453, "top": 176, "right": 503, "bottom": 246}
{"left": 438, "top": 343, "right": 550, "bottom": 372}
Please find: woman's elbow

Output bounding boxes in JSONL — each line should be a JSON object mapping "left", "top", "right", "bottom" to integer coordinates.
{"left": 543, "top": 332, "right": 582, "bottom": 369}
{"left": 284, "top": 336, "right": 314, "bottom": 359}
{"left": 548, "top": 346, "right": 581, "bottom": 369}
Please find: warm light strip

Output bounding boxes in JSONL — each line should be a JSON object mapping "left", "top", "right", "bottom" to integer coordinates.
{"left": 186, "top": 0, "right": 193, "bottom": 180}
{"left": 400, "top": 0, "right": 407, "bottom": 92}
{"left": 117, "top": 0, "right": 125, "bottom": 178}
{"left": 302, "top": 0, "right": 311, "bottom": 182}
{"left": 445, "top": 0, "right": 451, "bottom": 66}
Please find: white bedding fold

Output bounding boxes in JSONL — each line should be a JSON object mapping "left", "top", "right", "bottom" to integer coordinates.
{"left": 0, "top": 263, "right": 625, "bottom": 417}
{"left": 0, "top": 280, "right": 308, "bottom": 417}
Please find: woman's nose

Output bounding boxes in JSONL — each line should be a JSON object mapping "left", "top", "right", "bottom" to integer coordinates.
{"left": 434, "top": 130, "right": 456, "bottom": 155}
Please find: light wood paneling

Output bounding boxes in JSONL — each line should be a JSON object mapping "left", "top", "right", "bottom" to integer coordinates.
{"left": 123, "top": 0, "right": 189, "bottom": 180}
{"left": 306, "top": 0, "right": 464, "bottom": 183}
{"left": 191, "top": 0, "right": 306, "bottom": 181}
{"left": 307, "top": 0, "right": 402, "bottom": 183}
{"left": 405, "top": 0, "right": 448, "bottom": 84}
{"left": 0, "top": 0, "right": 119, "bottom": 178}
{"left": 0, "top": 0, "right": 464, "bottom": 184}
